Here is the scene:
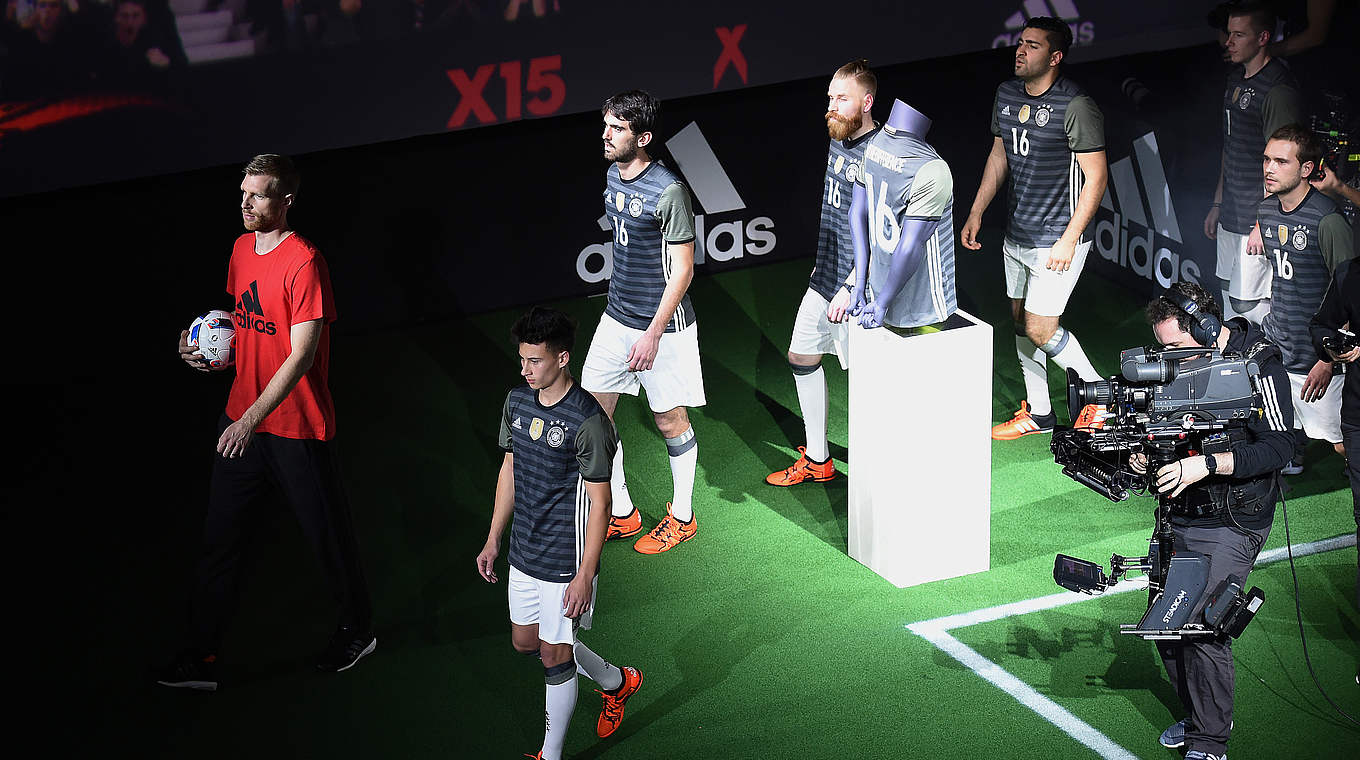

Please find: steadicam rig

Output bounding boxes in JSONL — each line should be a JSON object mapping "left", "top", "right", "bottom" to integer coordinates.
{"left": 1047, "top": 345, "right": 1268, "bottom": 641}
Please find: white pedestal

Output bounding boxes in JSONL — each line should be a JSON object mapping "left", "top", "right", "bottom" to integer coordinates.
{"left": 847, "top": 310, "right": 992, "bottom": 588}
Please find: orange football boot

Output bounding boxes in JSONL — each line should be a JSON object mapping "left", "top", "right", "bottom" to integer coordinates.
{"left": 990, "top": 401, "right": 1056, "bottom": 440}
{"left": 633, "top": 504, "right": 697, "bottom": 554}
{"left": 765, "top": 446, "right": 837, "bottom": 486}
{"left": 606, "top": 509, "right": 643, "bottom": 540}
{"left": 596, "top": 665, "right": 643, "bottom": 737}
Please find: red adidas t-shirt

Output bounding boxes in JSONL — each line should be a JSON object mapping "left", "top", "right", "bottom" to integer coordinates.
{"left": 224, "top": 233, "right": 338, "bottom": 441}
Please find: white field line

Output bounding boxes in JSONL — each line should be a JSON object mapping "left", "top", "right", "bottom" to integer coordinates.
{"left": 906, "top": 534, "right": 1356, "bottom": 759}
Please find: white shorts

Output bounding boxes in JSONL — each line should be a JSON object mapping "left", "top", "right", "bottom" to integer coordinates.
{"left": 508, "top": 564, "right": 596, "bottom": 645}
{"left": 582, "top": 313, "right": 707, "bottom": 412}
{"left": 789, "top": 288, "right": 849, "bottom": 369}
{"left": 1287, "top": 372, "right": 1344, "bottom": 444}
{"left": 1215, "top": 224, "right": 1273, "bottom": 300}
{"left": 1003, "top": 238, "right": 1092, "bottom": 317}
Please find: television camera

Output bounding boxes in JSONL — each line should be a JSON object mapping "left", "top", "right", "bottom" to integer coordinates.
{"left": 1049, "top": 344, "right": 1268, "bottom": 640}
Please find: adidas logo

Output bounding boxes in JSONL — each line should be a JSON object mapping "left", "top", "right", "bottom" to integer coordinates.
{"left": 1094, "top": 131, "right": 1201, "bottom": 288}
{"left": 1001, "top": 105, "right": 1011, "bottom": 116}
{"left": 576, "top": 122, "right": 777, "bottom": 283}
{"left": 993, "top": 0, "right": 1094, "bottom": 49}
{"left": 234, "top": 280, "right": 278, "bottom": 335}
{"left": 512, "top": 416, "right": 523, "bottom": 430}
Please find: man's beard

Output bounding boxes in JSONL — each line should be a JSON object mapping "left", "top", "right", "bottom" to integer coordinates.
{"left": 826, "top": 110, "right": 862, "bottom": 141}
{"left": 605, "top": 141, "right": 638, "bottom": 164}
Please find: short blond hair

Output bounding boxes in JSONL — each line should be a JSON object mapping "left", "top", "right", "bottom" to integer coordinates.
{"left": 833, "top": 59, "right": 876, "bottom": 98}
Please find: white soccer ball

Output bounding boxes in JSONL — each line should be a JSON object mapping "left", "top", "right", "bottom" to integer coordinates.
{"left": 187, "top": 309, "right": 236, "bottom": 368}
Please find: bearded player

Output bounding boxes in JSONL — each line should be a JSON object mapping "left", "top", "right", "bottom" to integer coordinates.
{"left": 765, "top": 60, "right": 879, "bottom": 486}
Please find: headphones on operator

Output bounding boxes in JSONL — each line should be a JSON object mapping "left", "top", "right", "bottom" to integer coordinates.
{"left": 1162, "top": 288, "right": 1222, "bottom": 347}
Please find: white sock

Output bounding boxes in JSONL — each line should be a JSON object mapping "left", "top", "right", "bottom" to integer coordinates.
{"left": 1043, "top": 327, "right": 1101, "bottom": 382}
{"left": 609, "top": 441, "right": 634, "bottom": 518}
{"left": 542, "top": 663, "right": 578, "bottom": 760}
{"left": 666, "top": 427, "right": 697, "bottom": 523}
{"left": 1016, "top": 334, "right": 1051, "bottom": 417}
{"left": 792, "top": 364, "right": 829, "bottom": 462}
{"left": 573, "top": 640, "right": 622, "bottom": 691}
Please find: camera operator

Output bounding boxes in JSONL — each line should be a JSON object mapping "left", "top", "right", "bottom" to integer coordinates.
{"left": 1129, "top": 282, "right": 1293, "bottom": 760}
{"left": 1309, "top": 257, "right": 1360, "bottom": 613}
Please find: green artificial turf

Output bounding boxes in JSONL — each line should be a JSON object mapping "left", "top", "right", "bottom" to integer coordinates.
{"left": 84, "top": 234, "right": 1358, "bottom": 758}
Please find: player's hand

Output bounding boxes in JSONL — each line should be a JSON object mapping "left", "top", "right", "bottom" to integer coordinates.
{"left": 1203, "top": 205, "right": 1221, "bottom": 239}
{"left": 960, "top": 213, "right": 983, "bottom": 251}
{"left": 179, "top": 329, "right": 211, "bottom": 372}
{"left": 827, "top": 287, "right": 853, "bottom": 324}
{"left": 1128, "top": 452, "right": 1148, "bottom": 475}
{"left": 1300, "top": 360, "right": 1333, "bottom": 402}
{"left": 562, "top": 574, "right": 592, "bottom": 619}
{"left": 1045, "top": 238, "right": 1076, "bottom": 272}
{"left": 626, "top": 330, "right": 661, "bottom": 372}
{"left": 146, "top": 48, "right": 170, "bottom": 68}
{"left": 216, "top": 418, "right": 255, "bottom": 458}
{"left": 1155, "top": 456, "right": 1209, "bottom": 499}
{"left": 1246, "top": 224, "right": 1265, "bottom": 256}
{"left": 857, "top": 299, "right": 887, "bottom": 329}
{"left": 476, "top": 541, "right": 500, "bottom": 583}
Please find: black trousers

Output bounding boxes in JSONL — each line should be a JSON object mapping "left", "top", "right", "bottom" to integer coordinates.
{"left": 1156, "top": 519, "right": 1270, "bottom": 757}
{"left": 187, "top": 414, "right": 373, "bottom": 655}
{"left": 1344, "top": 420, "right": 1360, "bottom": 612}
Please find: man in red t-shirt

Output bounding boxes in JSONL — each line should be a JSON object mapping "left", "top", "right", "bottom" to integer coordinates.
{"left": 157, "top": 154, "right": 374, "bottom": 691}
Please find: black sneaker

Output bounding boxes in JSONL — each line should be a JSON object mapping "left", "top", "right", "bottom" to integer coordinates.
{"left": 155, "top": 650, "right": 219, "bottom": 691}
{"left": 315, "top": 627, "right": 376, "bottom": 672}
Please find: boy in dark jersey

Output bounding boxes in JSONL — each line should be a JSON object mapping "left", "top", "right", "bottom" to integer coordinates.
{"left": 158, "top": 154, "right": 374, "bottom": 690}
{"left": 959, "top": 16, "right": 1108, "bottom": 440}
{"left": 766, "top": 59, "right": 879, "bottom": 487}
{"left": 477, "top": 307, "right": 642, "bottom": 760}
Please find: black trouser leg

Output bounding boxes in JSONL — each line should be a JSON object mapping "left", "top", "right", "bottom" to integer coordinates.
{"left": 187, "top": 415, "right": 273, "bottom": 655}
{"left": 1343, "top": 421, "right": 1360, "bottom": 612}
{"left": 269, "top": 434, "right": 373, "bottom": 634}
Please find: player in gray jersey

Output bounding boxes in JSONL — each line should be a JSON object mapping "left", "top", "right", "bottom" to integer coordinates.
{"left": 767, "top": 59, "right": 878, "bottom": 487}
{"left": 582, "top": 90, "right": 705, "bottom": 555}
{"left": 1206, "top": 1, "right": 1302, "bottom": 325}
{"left": 959, "top": 16, "right": 1108, "bottom": 440}
{"left": 477, "top": 307, "right": 643, "bottom": 760}
{"left": 1257, "top": 125, "right": 1355, "bottom": 473}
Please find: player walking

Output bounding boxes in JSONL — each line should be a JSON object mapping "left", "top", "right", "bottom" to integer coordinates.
{"left": 959, "top": 16, "right": 1109, "bottom": 439}
{"left": 766, "top": 59, "right": 879, "bottom": 486}
{"left": 585, "top": 90, "right": 706, "bottom": 553}
{"left": 477, "top": 307, "right": 643, "bottom": 760}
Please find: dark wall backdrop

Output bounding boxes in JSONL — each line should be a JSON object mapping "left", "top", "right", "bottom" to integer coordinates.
{"left": 0, "top": 0, "right": 1212, "bottom": 198}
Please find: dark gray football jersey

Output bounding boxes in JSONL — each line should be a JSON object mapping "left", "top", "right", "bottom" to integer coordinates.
{"left": 990, "top": 76, "right": 1104, "bottom": 248}
{"left": 1259, "top": 189, "right": 1356, "bottom": 372}
{"left": 603, "top": 161, "right": 697, "bottom": 332}
{"left": 1220, "top": 59, "right": 1302, "bottom": 234}
{"left": 855, "top": 127, "right": 957, "bottom": 328}
{"left": 498, "top": 382, "right": 618, "bottom": 582}
{"left": 809, "top": 127, "right": 879, "bottom": 301}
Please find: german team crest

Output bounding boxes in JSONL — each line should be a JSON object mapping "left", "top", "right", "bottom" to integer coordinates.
{"left": 1034, "top": 105, "right": 1051, "bottom": 127}
{"left": 545, "top": 424, "right": 566, "bottom": 448}
{"left": 1238, "top": 88, "right": 1253, "bottom": 110}
{"left": 615, "top": 191, "right": 625, "bottom": 212}
{"left": 846, "top": 161, "right": 859, "bottom": 184}
{"left": 529, "top": 417, "right": 544, "bottom": 441}
{"left": 1291, "top": 227, "right": 1308, "bottom": 251}
{"left": 1018, "top": 104, "right": 1031, "bottom": 124}
{"left": 628, "top": 196, "right": 643, "bottom": 217}
{"left": 1277, "top": 225, "right": 1289, "bottom": 245}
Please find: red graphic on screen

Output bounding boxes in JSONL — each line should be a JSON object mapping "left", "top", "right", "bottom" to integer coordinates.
{"left": 446, "top": 55, "right": 565, "bottom": 129}
{"left": 713, "top": 25, "right": 748, "bottom": 88}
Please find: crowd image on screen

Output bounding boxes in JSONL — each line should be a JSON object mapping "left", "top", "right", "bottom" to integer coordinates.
{"left": 0, "top": 0, "right": 563, "bottom": 100}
